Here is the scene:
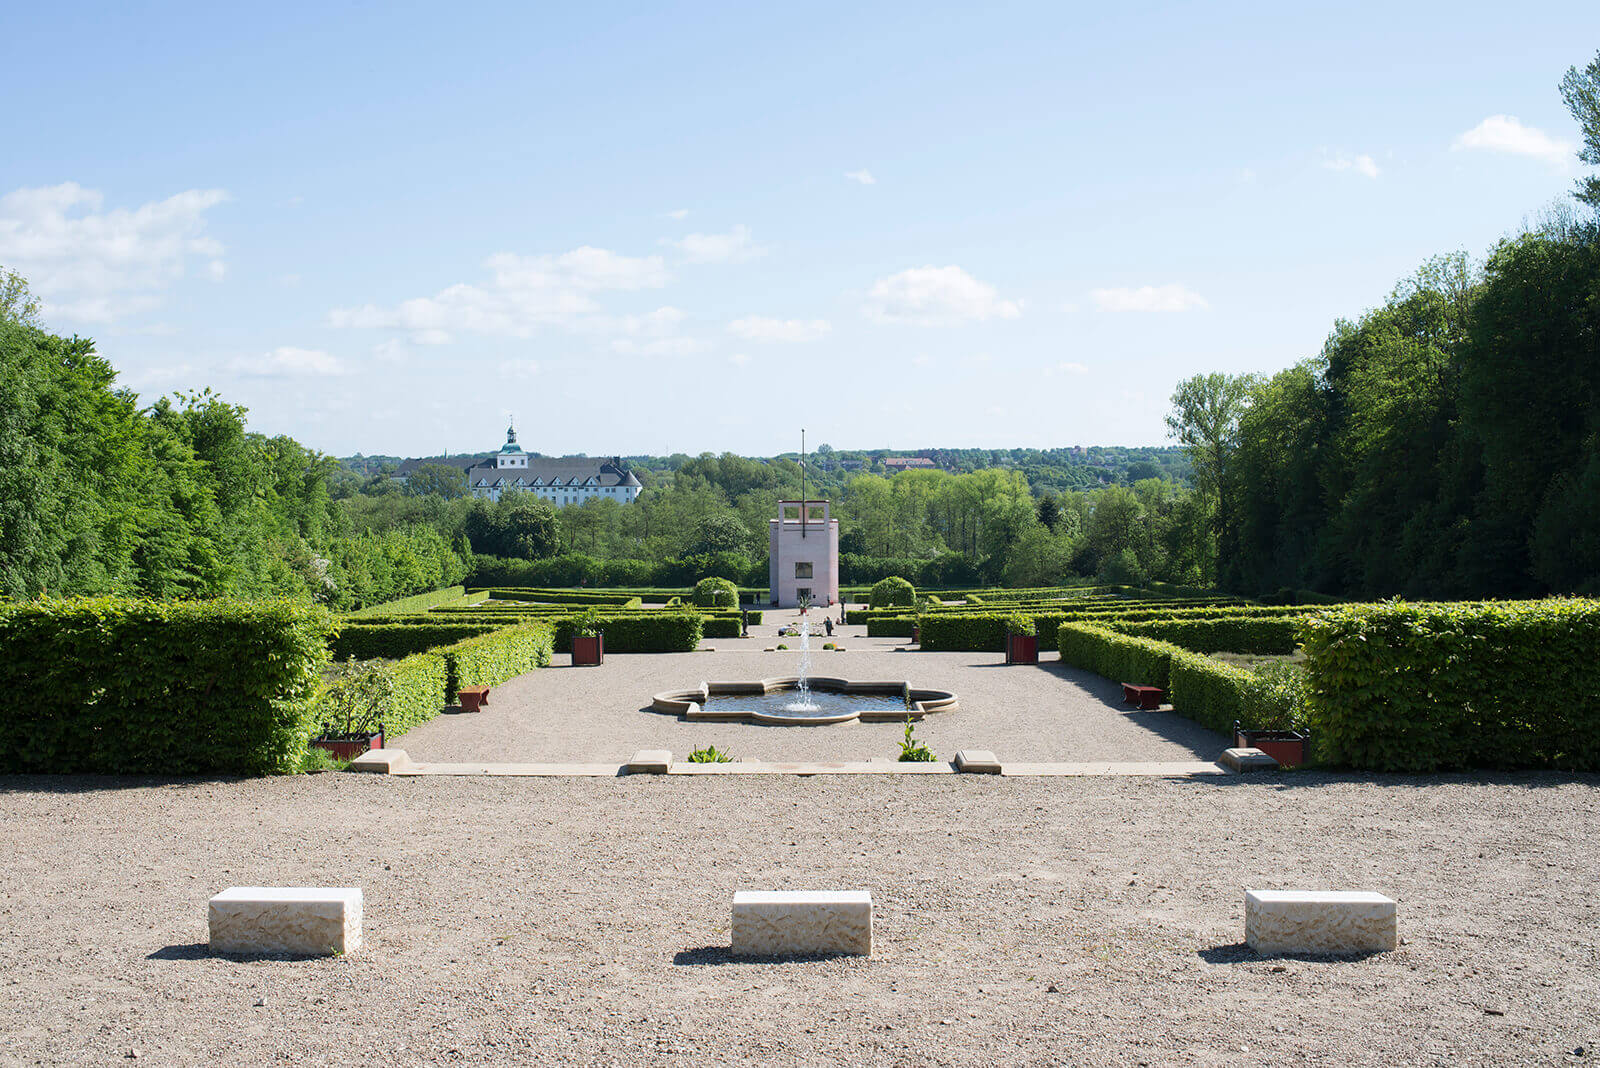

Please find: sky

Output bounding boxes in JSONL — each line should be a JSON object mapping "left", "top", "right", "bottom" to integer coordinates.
{"left": 3, "top": 1, "right": 1597, "bottom": 459}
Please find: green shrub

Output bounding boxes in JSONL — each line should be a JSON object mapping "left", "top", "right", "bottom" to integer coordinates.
{"left": 551, "top": 613, "right": 704, "bottom": 653}
{"left": 348, "top": 586, "right": 472, "bottom": 618}
{"left": 897, "top": 718, "right": 937, "bottom": 762}
{"left": 442, "top": 622, "right": 554, "bottom": 697}
{"left": 1057, "top": 623, "right": 1173, "bottom": 688}
{"left": 1166, "top": 650, "right": 1254, "bottom": 733}
{"left": 692, "top": 577, "right": 739, "bottom": 608}
{"left": 312, "top": 658, "right": 394, "bottom": 737}
{"left": 687, "top": 744, "right": 733, "bottom": 763}
{"left": 0, "top": 597, "right": 334, "bottom": 776}
{"left": 486, "top": 588, "right": 641, "bottom": 606}
{"left": 1106, "top": 616, "right": 1300, "bottom": 655}
{"left": 1300, "top": 600, "right": 1600, "bottom": 771}
{"left": 701, "top": 616, "right": 742, "bottom": 638}
{"left": 330, "top": 622, "right": 503, "bottom": 660}
{"left": 867, "top": 615, "right": 917, "bottom": 638}
{"left": 1004, "top": 614, "right": 1037, "bottom": 637}
{"left": 384, "top": 651, "right": 450, "bottom": 736}
{"left": 870, "top": 577, "right": 916, "bottom": 608}
{"left": 920, "top": 612, "right": 1071, "bottom": 652}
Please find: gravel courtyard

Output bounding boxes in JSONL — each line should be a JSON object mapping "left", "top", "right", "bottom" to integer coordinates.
{"left": 2, "top": 772, "right": 1596, "bottom": 1066}
{"left": 393, "top": 612, "right": 1227, "bottom": 764}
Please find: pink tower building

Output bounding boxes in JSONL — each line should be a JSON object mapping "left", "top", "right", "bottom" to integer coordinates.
{"left": 768, "top": 500, "right": 839, "bottom": 608}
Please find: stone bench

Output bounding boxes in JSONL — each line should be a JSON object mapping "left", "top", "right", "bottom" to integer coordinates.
{"left": 209, "top": 887, "right": 362, "bottom": 956}
{"left": 456, "top": 685, "right": 490, "bottom": 713}
{"left": 731, "top": 891, "right": 872, "bottom": 957}
{"left": 1245, "top": 890, "right": 1397, "bottom": 955}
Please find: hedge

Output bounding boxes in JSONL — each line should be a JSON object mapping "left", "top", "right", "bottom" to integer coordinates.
{"left": 379, "top": 651, "right": 449, "bottom": 737}
{"left": 442, "top": 622, "right": 554, "bottom": 697}
{"left": 1107, "top": 616, "right": 1301, "bottom": 655}
{"left": 919, "top": 612, "right": 1073, "bottom": 652}
{"left": 482, "top": 588, "right": 641, "bottom": 606}
{"left": 870, "top": 577, "right": 916, "bottom": 608}
{"left": 701, "top": 616, "right": 743, "bottom": 638}
{"left": 550, "top": 613, "right": 704, "bottom": 653}
{"left": 348, "top": 586, "right": 481, "bottom": 617}
{"left": 1300, "top": 600, "right": 1600, "bottom": 771}
{"left": 867, "top": 615, "right": 917, "bottom": 638}
{"left": 693, "top": 576, "right": 739, "bottom": 608}
{"left": 1057, "top": 623, "right": 1173, "bottom": 688}
{"left": 0, "top": 597, "right": 334, "bottom": 775}
{"left": 330, "top": 622, "right": 504, "bottom": 661}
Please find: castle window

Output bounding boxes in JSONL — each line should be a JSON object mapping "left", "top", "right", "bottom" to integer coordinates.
{"left": 795, "top": 562, "right": 813, "bottom": 579}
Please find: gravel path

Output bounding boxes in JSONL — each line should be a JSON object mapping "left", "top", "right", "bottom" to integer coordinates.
{"left": 394, "top": 610, "right": 1225, "bottom": 764}
{"left": 2, "top": 772, "right": 1596, "bottom": 1065}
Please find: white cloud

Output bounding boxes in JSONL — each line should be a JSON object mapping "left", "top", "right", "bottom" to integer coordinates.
{"left": 205, "top": 259, "right": 227, "bottom": 281}
{"left": 1453, "top": 115, "right": 1575, "bottom": 167}
{"left": 328, "top": 246, "right": 669, "bottom": 342}
{"left": 1090, "top": 284, "right": 1209, "bottom": 313}
{"left": 610, "top": 336, "right": 705, "bottom": 356}
{"left": 845, "top": 169, "right": 876, "bottom": 185}
{"left": 665, "top": 208, "right": 689, "bottom": 220}
{"left": 612, "top": 305, "right": 685, "bottom": 337}
{"left": 727, "top": 316, "right": 831, "bottom": 343}
{"left": 729, "top": 352, "right": 750, "bottom": 366}
{"left": 501, "top": 358, "right": 540, "bottom": 379}
{"left": 1056, "top": 361, "right": 1089, "bottom": 375}
{"left": 864, "top": 265, "right": 1021, "bottom": 325}
{"left": 0, "top": 182, "right": 228, "bottom": 322}
{"left": 230, "top": 346, "right": 348, "bottom": 377}
{"left": 669, "top": 224, "right": 762, "bottom": 264}
{"left": 371, "top": 338, "right": 409, "bottom": 363}
{"left": 1323, "top": 153, "right": 1380, "bottom": 178}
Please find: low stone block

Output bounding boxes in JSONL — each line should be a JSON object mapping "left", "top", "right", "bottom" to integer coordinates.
{"left": 1245, "top": 890, "right": 1397, "bottom": 955}
{"left": 348, "top": 748, "right": 412, "bottom": 774}
{"left": 1221, "top": 747, "right": 1278, "bottom": 772}
{"left": 626, "top": 749, "right": 672, "bottom": 774}
{"left": 954, "top": 749, "right": 1001, "bottom": 774}
{"left": 208, "top": 887, "right": 362, "bottom": 956}
{"left": 732, "top": 891, "right": 872, "bottom": 957}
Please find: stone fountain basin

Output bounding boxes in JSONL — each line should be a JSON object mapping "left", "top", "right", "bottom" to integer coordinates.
{"left": 651, "top": 678, "right": 958, "bottom": 725}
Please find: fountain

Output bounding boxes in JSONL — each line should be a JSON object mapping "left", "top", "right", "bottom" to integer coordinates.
{"left": 788, "top": 620, "right": 817, "bottom": 714}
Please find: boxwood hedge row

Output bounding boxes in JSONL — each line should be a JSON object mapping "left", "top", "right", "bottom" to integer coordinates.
{"left": 1105, "top": 616, "right": 1301, "bottom": 655}
{"left": 330, "top": 622, "right": 504, "bottom": 661}
{"left": 550, "top": 613, "right": 704, "bottom": 653}
{"left": 1300, "top": 600, "right": 1600, "bottom": 771}
{"left": 0, "top": 597, "right": 335, "bottom": 776}
{"left": 348, "top": 586, "right": 483, "bottom": 617}
{"left": 443, "top": 622, "right": 554, "bottom": 696}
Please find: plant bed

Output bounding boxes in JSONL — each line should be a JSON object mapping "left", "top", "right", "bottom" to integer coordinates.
{"left": 572, "top": 633, "right": 605, "bottom": 666}
{"left": 1234, "top": 722, "right": 1310, "bottom": 767}
{"left": 311, "top": 727, "right": 383, "bottom": 762}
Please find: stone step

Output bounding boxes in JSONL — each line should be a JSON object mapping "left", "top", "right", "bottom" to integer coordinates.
{"left": 208, "top": 887, "right": 362, "bottom": 956}
{"left": 732, "top": 891, "right": 872, "bottom": 957}
{"left": 1244, "top": 890, "right": 1398, "bottom": 955}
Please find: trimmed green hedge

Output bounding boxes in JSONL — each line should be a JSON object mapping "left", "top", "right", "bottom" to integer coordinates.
{"left": 920, "top": 612, "right": 1073, "bottom": 652}
{"left": 867, "top": 615, "right": 917, "bottom": 637}
{"left": 483, "top": 589, "right": 642, "bottom": 606}
{"left": 870, "top": 577, "right": 916, "bottom": 608}
{"left": 1301, "top": 600, "right": 1600, "bottom": 771}
{"left": 349, "top": 586, "right": 481, "bottom": 617}
{"left": 551, "top": 613, "right": 704, "bottom": 653}
{"left": 1057, "top": 623, "right": 1173, "bottom": 687}
{"left": 701, "top": 616, "right": 743, "bottom": 638}
{"left": 693, "top": 577, "right": 739, "bottom": 608}
{"left": 330, "top": 622, "right": 503, "bottom": 661}
{"left": 1058, "top": 623, "right": 1262, "bottom": 738}
{"left": 384, "top": 651, "right": 450, "bottom": 737}
{"left": 1167, "top": 650, "right": 1255, "bottom": 733}
{"left": 1107, "top": 616, "right": 1301, "bottom": 655}
{"left": 0, "top": 597, "right": 334, "bottom": 775}
{"left": 443, "top": 622, "right": 554, "bottom": 697}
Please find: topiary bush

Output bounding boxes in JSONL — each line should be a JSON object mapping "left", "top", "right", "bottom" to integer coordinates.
{"left": 0, "top": 597, "right": 335, "bottom": 775}
{"left": 870, "top": 576, "right": 916, "bottom": 608}
{"left": 692, "top": 576, "right": 740, "bottom": 608}
{"left": 551, "top": 613, "right": 704, "bottom": 653}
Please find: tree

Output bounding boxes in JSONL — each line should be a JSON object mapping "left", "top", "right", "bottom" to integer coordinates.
{"left": 1560, "top": 50, "right": 1600, "bottom": 211}
{"left": 1166, "top": 372, "right": 1261, "bottom": 571}
{"left": 1036, "top": 493, "right": 1061, "bottom": 533}
{"left": 405, "top": 463, "right": 468, "bottom": 499}
{"left": 0, "top": 267, "right": 41, "bottom": 327}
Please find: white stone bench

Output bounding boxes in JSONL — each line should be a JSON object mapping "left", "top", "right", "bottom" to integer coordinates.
{"left": 1245, "top": 890, "right": 1397, "bottom": 955}
{"left": 732, "top": 891, "right": 872, "bottom": 957}
{"left": 209, "top": 887, "right": 362, "bottom": 956}
{"left": 625, "top": 750, "right": 672, "bottom": 774}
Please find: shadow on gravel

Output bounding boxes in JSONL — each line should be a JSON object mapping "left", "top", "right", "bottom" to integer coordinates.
{"left": 149, "top": 943, "right": 340, "bottom": 962}
{"left": 672, "top": 946, "right": 863, "bottom": 966}
{"left": 1197, "top": 942, "right": 1387, "bottom": 964}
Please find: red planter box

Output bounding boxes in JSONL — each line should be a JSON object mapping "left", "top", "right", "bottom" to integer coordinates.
{"left": 310, "top": 729, "right": 383, "bottom": 762}
{"left": 1005, "top": 633, "right": 1039, "bottom": 665}
{"left": 572, "top": 633, "right": 605, "bottom": 666}
{"left": 1234, "top": 723, "right": 1310, "bottom": 767}
{"left": 457, "top": 685, "right": 490, "bottom": 713}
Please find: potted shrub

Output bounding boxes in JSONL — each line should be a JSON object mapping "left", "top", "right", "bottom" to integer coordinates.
{"left": 1235, "top": 664, "right": 1311, "bottom": 766}
{"left": 311, "top": 658, "right": 392, "bottom": 760}
{"left": 571, "top": 609, "right": 605, "bottom": 667}
{"left": 1004, "top": 615, "right": 1039, "bottom": 665}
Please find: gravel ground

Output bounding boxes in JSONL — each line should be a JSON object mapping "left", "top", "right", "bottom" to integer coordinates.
{"left": 394, "top": 611, "right": 1226, "bottom": 764}
{"left": 2, "top": 772, "right": 1596, "bottom": 1066}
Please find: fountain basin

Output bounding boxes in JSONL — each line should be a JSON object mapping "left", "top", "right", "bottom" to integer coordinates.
{"left": 651, "top": 678, "right": 958, "bottom": 726}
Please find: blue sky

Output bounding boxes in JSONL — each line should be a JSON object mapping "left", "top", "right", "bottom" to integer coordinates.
{"left": 4, "top": 2, "right": 1596, "bottom": 458}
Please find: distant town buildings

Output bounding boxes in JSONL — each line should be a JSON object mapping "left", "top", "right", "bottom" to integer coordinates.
{"left": 456, "top": 424, "right": 642, "bottom": 505}
{"left": 882, "top": 456, "right": 938, "bottom": 472}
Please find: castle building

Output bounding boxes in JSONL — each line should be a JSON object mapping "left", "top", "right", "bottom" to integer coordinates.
{"left": 462, "top": 425, "right": 642, "bottom": 506}
{"left": 768, "top": 499, "right": 839, "bottom": 607}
